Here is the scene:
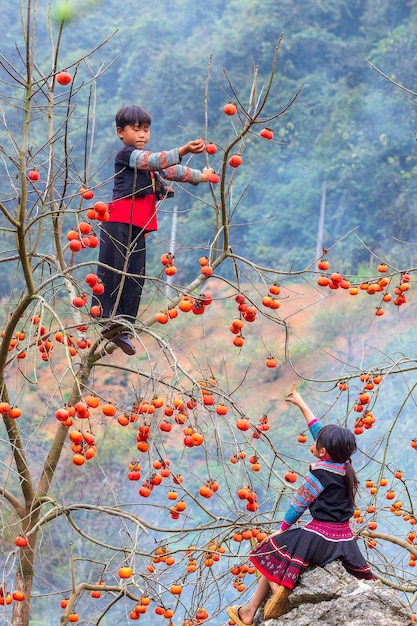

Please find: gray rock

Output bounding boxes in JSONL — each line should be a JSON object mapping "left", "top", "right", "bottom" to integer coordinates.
{"left": 258, "top": 561, "right": 413, "bottom": 626}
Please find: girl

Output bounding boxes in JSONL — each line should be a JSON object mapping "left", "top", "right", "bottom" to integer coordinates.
{"left": 227, "top": 385, "right": 374, "bottom": 626}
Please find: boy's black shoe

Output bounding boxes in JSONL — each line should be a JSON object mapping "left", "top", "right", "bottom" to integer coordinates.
{"left": 101, "top": 321, "right": 127, "bottom": 340}
{"left": 101, "top": 322, "right": 136, "bottom": 355}
{"left": 110, "top": 333, "right": 136, "bottom": 355}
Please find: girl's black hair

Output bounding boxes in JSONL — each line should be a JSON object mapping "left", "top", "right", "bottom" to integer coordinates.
{"left": 115, "top": 105, "right": 152, "bottom": 129}
{"left": 316, "top": 424, "right": 359, "bottom": 506}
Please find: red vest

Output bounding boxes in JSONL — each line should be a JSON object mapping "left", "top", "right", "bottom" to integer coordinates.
{"left": 107, "top": 194, "right": 157, "bottom": 231}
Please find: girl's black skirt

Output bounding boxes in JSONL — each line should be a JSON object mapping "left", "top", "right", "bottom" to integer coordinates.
{"left": 250, "top": 520, "right": 374, "bottom": 590}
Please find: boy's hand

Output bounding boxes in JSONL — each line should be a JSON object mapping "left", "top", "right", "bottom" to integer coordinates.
{"left": 200, "top": 167, "right": 214, "bottom": 182}
{"left": 179, "top": 139, "right": 206, "bottom": 156}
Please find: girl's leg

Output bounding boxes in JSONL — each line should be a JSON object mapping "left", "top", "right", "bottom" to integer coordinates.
{"left": 238, "top": 575, "right": 271, "bottom": 624}
{"left": 263, "top": 585, "right": 291, "bottom": 620}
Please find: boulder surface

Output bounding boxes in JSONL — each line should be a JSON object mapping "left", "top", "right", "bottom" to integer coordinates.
{"left": 257, "top": 561, "right": 413, "bottom": 626}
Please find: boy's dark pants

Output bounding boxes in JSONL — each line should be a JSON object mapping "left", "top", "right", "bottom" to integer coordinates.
{"left": 95, "top": 222, "right": 146, "bottom": 321}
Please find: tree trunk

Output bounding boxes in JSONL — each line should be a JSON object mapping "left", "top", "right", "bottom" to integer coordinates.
{"left": 12, "top": 532, "right": 37, "bottom": 626}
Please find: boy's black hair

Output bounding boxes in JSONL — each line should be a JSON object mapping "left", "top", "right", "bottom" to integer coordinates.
{"left": 115, "top": 105, "right": 152, "bottom": 129}
{"left": 316, "top": 424, "right": 359, "bottom": 506}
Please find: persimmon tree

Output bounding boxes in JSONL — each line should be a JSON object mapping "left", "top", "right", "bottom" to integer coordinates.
{"left": 1, "top": 3, "right": 417, "bottom": 626}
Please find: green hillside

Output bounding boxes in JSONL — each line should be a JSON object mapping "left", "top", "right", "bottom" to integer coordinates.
{"left": 1, "top": 0, "right": 417, "bottom": 280}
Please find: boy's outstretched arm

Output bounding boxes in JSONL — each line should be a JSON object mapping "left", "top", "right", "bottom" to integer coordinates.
{"left": 178, "top": 139, "right": 214, "bottom": 183}
{"left": 285, "top": 383, "right": 317, "bottom": 426}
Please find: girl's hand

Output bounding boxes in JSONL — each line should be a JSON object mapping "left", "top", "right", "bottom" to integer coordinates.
{"left": 257, "top": 529, "right": 284, "bottom": 547}
{"left": 286, "top": 382, "right": 316, "bottom": 424}
{"left": 285, "top": 383, "right": 304, "bottom": 406}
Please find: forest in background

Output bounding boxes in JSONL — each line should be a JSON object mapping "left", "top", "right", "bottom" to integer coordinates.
{"left": 2, "top": 0, "right": 417, "bottom": 282}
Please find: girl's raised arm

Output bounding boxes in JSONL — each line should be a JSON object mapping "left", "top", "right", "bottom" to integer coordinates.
{"left": 285, "top": 384, "right": 317, "bottom": 426}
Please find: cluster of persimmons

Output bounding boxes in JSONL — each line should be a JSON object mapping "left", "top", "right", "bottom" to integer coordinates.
{"left": 316, "top": 257, "right": 411, "bottom": 316}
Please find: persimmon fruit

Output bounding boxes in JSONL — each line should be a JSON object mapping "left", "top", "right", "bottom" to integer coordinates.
{"left": 205, "top": 142, "right": 217, "bottom": 154}
{"left": 56, "top": 71, "right": 72, "bottom": 85}
{"left": 284, "top": 471, "right": 297, "bottom": 483}
{"left": 269, "top": 283, "right": 281, "bottom": 295}
{"left": 229, "top": 154, "right": 242, "bottom": 168}
{"left": 201, "top": 265, "right": 213, "bottom": 276}
{"left": 260, "top": 127, "right": 273, "bottom": 140}
{"left": 165, "top": 265, "right": 177, "bottom": 276}
{"left": 179, "top": 297, "right": 194, "bottom": 313}
{"left": 15, "top": 535, "right": 29, "bottom": 548}
{"left": 215, "top": 403, "right": 228, "bottom": 415}
{"left": 90, "top": 305, "right": 102, "bottom": 317}
{"left": 155, "top": 311, "right": 169, "bottom": 324}
{"left": 72, "top": 296, "right": 86, "bottom": 308}
{"left": 199, "top": 484, "right": 213, "bottom": 498}
{"left": 8, "top": 407, "right": 21, "bottom": 419}
{"left": 118, "top": 566, "right": 132, "bottom": 578}
{"left": 224, "top": 102, "right": 237, "bottom": 116}
{"left": 28, "top": 170, "right": 40, "bottom": 181}
{"left": 102, "top": 403, "right": 116, "bottom": 416}
{"left": 69, "top": 239, "right": 82, "bottom": 252}
{"left": 12, "top": 590, "right": 25, "bottom": 601}
{"left": 236, "top": 418, "right": 250, "bottom": 430}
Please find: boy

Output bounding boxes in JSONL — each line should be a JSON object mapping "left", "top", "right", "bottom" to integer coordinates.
{"left": 95, "top": 105, "right": 213, "bottom": 355}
